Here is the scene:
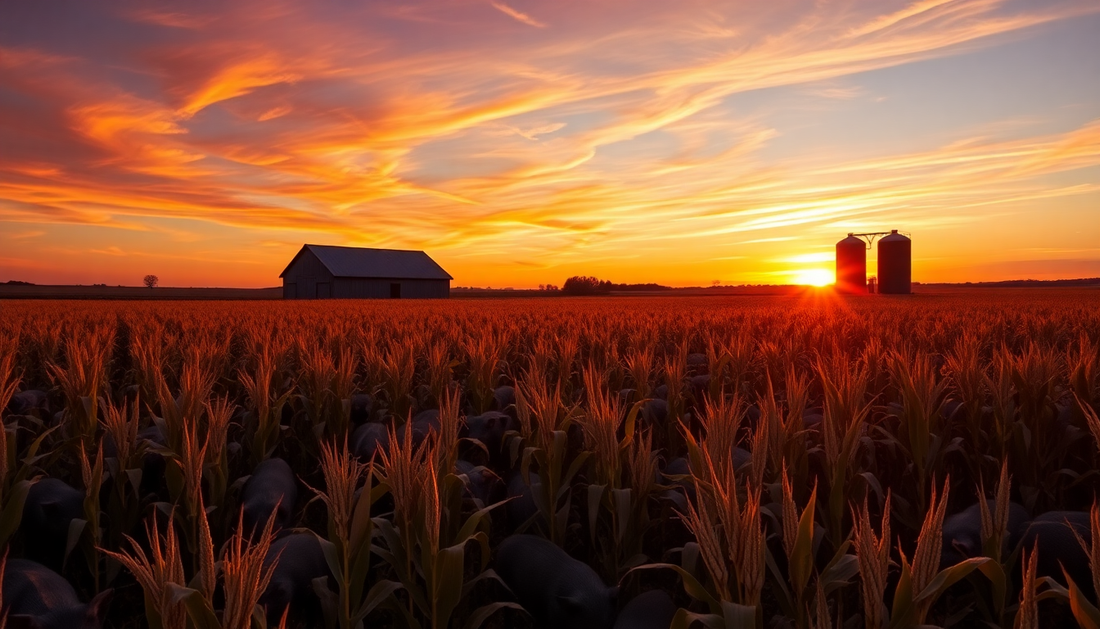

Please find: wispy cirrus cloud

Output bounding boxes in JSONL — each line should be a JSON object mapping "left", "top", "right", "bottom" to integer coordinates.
{"left": 490, "top": 1, "right": 547, "bottom": 28}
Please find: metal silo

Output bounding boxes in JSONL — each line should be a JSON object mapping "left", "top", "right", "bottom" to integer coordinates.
{"left": 835, "top": 233, "right": 867, "bottom": 294}
{"left": 877, "top": 230, "right": 911, "bottom": 294}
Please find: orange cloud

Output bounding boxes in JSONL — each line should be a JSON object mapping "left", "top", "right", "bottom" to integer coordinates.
{"left": 490, "top": 1, "right": 547, "bottom": 28}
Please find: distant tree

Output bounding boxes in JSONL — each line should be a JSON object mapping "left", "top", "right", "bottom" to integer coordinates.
{"left": 143, "top": 274, "right": 159, "bottom": 288}
{"left": 712, "top": 280, "right": 721, "bottom": 287}
{"left": 562, "top": 276, "right": 611, "bottom": 296}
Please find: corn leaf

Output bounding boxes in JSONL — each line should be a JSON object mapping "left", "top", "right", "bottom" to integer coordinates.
{"left": 791, "top": 485, "right": 817, "bottom": 595}
{"left": 622, "top": 399, "right": 645, "bottom": 444}
{"left": 612, "top": 487, "right": 632, "bottom": 543}
{"left": 353, "top": 579, "right": 403, "bottom": 624}
{"left": 0, "top": 479, "right": 33, "bottom": 548}
{"left": 1063, "top": 568, "right": 1100, "bottom": 629}
{"left": 167, "top": 583, "right": 222, "bottom": 629}
{"left": 433, "top": 542, "right": 467, "bottom": 624}
{"left": 670, "top": 608, "right": 724, "bottom": 629}
{"left": 889, "top": 550, "right": 914, "bottom": 628}
{"left": 819, "top": 546, "right": 858, "bottom": 594}
{"left": 976, "top": 559, "right": 1006, "bottom": 618}
{"left": 913, "top": 557, "right": 990, "bottom": 604}
{"left": 587, "top": 483, "right": 606, "bottom": 545}
{"left": 627, "top": 563, "right": 720, "bottom": 610}
{"left": 63, "top": 517, "right": 87, "bottom": 572}
{"left": 719, "top": 600, "right": 756, "bottom": 629}
{"left": 462, "top": 601, "right": 527, "bottom": 629}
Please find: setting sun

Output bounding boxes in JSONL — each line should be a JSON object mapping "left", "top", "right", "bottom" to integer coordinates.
{"left": 792, "top": 268, "right": 834, "bottom": 287}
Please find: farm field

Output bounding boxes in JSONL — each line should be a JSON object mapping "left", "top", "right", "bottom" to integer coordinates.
{"left": 1, "top": 290, "right": 1099, "bottom": 629}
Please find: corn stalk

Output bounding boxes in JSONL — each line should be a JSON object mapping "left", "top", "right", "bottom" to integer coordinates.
{"left": 376, "top": 427, "right": 501, "bottom": 629}
{"left": 888, "top": 478, "right": 994, "bottom": 628}
{"left": 310, "top": 440, "right": 390, "bottom": 629}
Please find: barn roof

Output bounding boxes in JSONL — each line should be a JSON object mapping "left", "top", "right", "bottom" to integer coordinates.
{"left": 280, "top": 244, "right": 453, "bottom": 280}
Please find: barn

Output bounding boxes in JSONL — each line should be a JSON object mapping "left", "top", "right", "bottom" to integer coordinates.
{"left": 279, "top": 244, "right": 452, "bottom": 299}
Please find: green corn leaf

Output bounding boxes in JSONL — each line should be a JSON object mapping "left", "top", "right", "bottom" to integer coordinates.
{"left": 373, "top": 518, "right": 411, "bottom": 582}
{"left": 349, "top": 482, "right": 374, "bottom": 552}
{"left": 462, "top": 601, "right": 527, "bottom": 629}
{"left": 125, "top": 468, "right": 143, "bottom": 497}
{"left": 682, "top": 542, "right": 701, "bottom": 577}
{"left": 370, "top": 543, "right": 396, "bottom": 568}
{"left": 791, "top": 485, "right": 817, "bottom": 595}
{"left": 316, "top": 535, "right": 345, "bottom": 590}
{"left": 16, "top": 425, "right": 61, "bottom": 482}
{"left": 1035, "top": 575, "right": 1068, "bottom": 602}
{"left": 0, "top": 479, "right": 32, "bottom": 548}
{"left": 461, "top": 564, "right": 502, "bottom": 600}
{"left": 549, "top": 431, "right": 567, "bottom": 482}
{"left": 562, "top": 451, "right": 591, "bottom": 495}
{"left": 976, "top": 559, "right": 1006, "bottom": 617}
{"left": 611, "top": 488, "right": 632, "bottom": 544}
{"left": 623, "top": 399, "right": 646, "bottom": 444}
{"left": 350, "top": 539, "right": 374, "bottom": 610}
{"left": 433, "top": 541, "right": 468, "bottom": 624}
{"left": 889, "top": 550, "right": 914, "bottom": 628}
{"left": 555, "top": 488, "right": 572, "bottom": 538}
{"left": 819, "top": 553, "right": 858, "bottom": 594}
{"left": 670, "top": 608, "right": 724, "bottom": 629}
{"left": 587, "top": 483, "right": 606, "bottom": 545}
{"left": 519, "top": 447, "right": 536, "bottom": 487}
{"left": 763, "top": 550, "right": 794, "bottom": 615}
{"left": 1062, "top": 568, "right": 1100, "bottom": 629}
{"left": 353, "top": 579, "right": 403, "bottom": 624}
{"left": 719, "top": 600, "right": 756, "bottom": 629}
{"left": 456, "top": 499, "right": 509, "bottom": 544}
{"left": 166, "top": 583, "right": 222, "bottom": 629}
{"left": 311, "top": 575, "right": 339, "bottom": 629}
{"left": 64, "top": 517, "right": 87, "bottom": 572}
{"left": 913, "top": 557, "right": 990, "bottom": 604}
{"left": 80, "top": 394, "right": 95, "bottom": 424}
{"left": 627, "top": 563, "right": 720, "bottom": 611}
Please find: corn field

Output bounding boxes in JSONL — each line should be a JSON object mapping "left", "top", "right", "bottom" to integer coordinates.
{"left": 1, "top": 290, "right": 1099, "bottom": 628}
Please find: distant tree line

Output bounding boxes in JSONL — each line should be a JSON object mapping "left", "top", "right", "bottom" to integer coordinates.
{"left": 561, "top": 276, "right": 672, "bottom": 295}
{"left": 562, "top": 276, "right": 612, "bottom": 295}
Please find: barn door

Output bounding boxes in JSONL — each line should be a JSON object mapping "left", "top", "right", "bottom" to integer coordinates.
{"left": 316, "top": 282, "right": 331, "bottom": 298}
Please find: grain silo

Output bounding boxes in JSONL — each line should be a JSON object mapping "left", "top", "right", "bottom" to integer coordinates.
{"left": 877, "top": 230, "right": 911, "bottom": 294}
{"left": 835, "top": 233, "right": 867, "bottom": 294}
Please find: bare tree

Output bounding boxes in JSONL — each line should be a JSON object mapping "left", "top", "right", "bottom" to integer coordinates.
{"left": 143, "top": 274, "right": 159, "bottom": 288}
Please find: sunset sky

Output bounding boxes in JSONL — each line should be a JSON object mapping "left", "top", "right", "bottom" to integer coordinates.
{"left": 1, "top": 0, "right": 1098, "bottom": 288}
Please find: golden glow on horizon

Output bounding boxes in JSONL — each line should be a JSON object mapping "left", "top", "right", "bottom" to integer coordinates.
{"left": 792, "top": 268, "right": 835, "bottom": 287}
{"left": 0, "top": 1, "right": 1098, "bottom": 287}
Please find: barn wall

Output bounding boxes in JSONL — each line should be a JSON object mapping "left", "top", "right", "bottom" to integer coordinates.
{"left": 282, "top": 249, "right": 335, "bottom": 299}
{"left": 333, "top": 278, "right": 450, "bottom": 299}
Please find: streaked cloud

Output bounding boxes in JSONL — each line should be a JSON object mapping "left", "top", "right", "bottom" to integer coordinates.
{"left": 490, "top": 2, "right": 547, "bottom": 28}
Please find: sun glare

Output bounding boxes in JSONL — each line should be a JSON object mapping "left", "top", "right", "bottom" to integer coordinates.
{"left": 793, "top": 268, "right": 833, "bottom": 287}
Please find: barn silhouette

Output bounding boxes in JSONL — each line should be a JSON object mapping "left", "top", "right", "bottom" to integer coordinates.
{"left": 280, "top": 244, "right": 452, "bottom": 299}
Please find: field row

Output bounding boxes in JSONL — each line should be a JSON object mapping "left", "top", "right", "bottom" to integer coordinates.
{"left": 0, "top": 291, "right": 1098, "bottom": 628}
